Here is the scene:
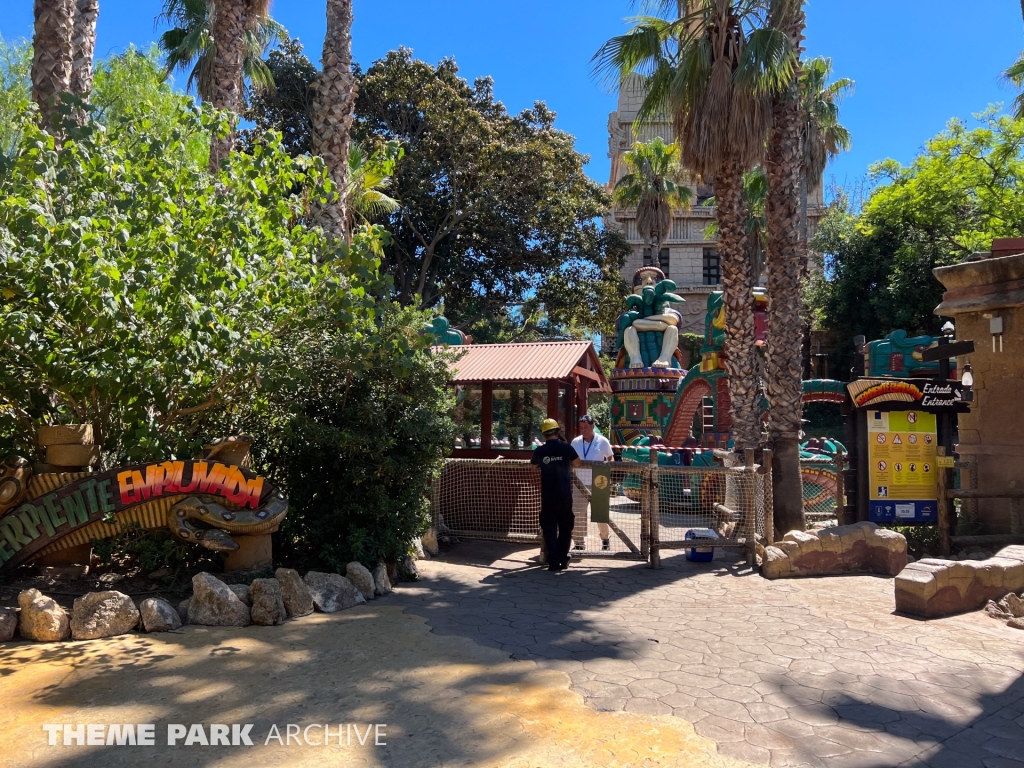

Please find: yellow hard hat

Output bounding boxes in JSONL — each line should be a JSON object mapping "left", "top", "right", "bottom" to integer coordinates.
{"left": 541, "top": 418, "right": 560, "bottom": 434}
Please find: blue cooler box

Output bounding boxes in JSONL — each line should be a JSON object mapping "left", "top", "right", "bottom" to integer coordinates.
{"left": 685, "top": 528, "right": 719, "bottom": 562}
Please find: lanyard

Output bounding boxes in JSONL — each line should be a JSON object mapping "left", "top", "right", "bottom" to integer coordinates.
{"left": 581, "top": 438, "right": 595, "bottom": 460}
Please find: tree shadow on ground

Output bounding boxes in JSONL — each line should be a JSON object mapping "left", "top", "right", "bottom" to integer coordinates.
{"left": 391, "top": 540, "right": 1024, "bottom": 768}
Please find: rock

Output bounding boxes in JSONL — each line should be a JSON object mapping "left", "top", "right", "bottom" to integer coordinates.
{"left": 398, "top": 554, "right": 419, "bottom": 582}
{"left": 0, "top": 607, "right": 17, "bottom": 642}
{"left": 411, "top": 537, "right": 426, "bottom": 560}
{"left": 249, "top": 579, "right": 287, "bottom": 626}
{"left": 18, "top": 589, "right": 70, "bottom": 642}
{"left": 1009, "top": 617, "right": 1024, "bottom": 630}
{"left": 421, "top": 527, "right": 440, "bottom": 557}
{"left": 187, "top": 572, "right": 252, "bottom": 627}
{"left": 303, "top": 571, "right": 365, "bottom": 613}
{"left": 70, "top": 591, "right": 140, "bottom": 640}
{"left": 140, "top": 597, "right": 182, "bottom": 632}
{"left": 346, "top": 563, "right": 376, "bottom": 601}
{"left": 1004, "top": 592, "right": 1024, "bottom": 618}
{"left": 895, "top": 545, "right": 1024, "bottom": 618}
{"left": 177, "top": 598, "right": 191, "bottom": 623}
{"left": 275, "top": 568, "right": 313, "bottom": 618}
{"left": 987, "top": 600, "right": 1013, "bottom": 620}
{"left": 372, "top": 563, "right": 392, "bottom": 596}
{"left": 228, "top": 584, "right": 251, "bottom": 606}
{"left": 761, "top": 522, "right": 907, "bottom": 580}
{"left": 147, "top": 568, "right": 172, "bottom": 579}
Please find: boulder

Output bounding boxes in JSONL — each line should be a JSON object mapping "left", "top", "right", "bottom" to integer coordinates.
{"left": 249, "top": 579, "right": 286, "bottom": 626}
{"left": 227, "top": 584, "right": 251, "bottom": 606}
{"left": 372, "top": 563, "right": 392, "bottom": 596}
{"left": 187, "top": 572, "right": 252, "bottom": 627}
{"left": 346, "top": 563, "right": 376, "bottom": 601}
{"left": 411, "top": 538, "right": 427, "bottom": 560}
{"left": 398, "top": 554, "right": 419, "bottom": 582}
{"left": 275, "top": 568, "right": 313, "bottom": 618}
{"left": 0, "top": 607, "right": 17, "bottom": 642}
{"left": 177, "top": 598, "right": 191, "bottom": 623}
{"left": 70, "top": 591, "right": 140, "bottom": 640}
{"left": 761, "top": 522, "right": 907, "bottom": 580}
{"left": 895, "top": 545, "right": 1024, "bottom": 618}
{"left": 1003, "top": 592, "right": 1024, "bottom": 618}
{"left": 1009, "top": 617, "right": 1024, "bottom": 630}
{"left": 421, "top": 527, "right": 440, "bottom": 557}
{"left": 140, "top": 597, "right": 183, "bottom": 632}
{"left": 18, "top": 589, "right": 70, "bottom": 642}
{"left": 303, "top": 571, "right": 365, "bottom": 613}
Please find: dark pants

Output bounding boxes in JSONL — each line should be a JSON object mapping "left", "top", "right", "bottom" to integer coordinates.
{"left": 540, "top": 502, "right": 575, "bottom": 567}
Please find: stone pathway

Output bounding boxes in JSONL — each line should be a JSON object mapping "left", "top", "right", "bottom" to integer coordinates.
{"left": 391, "top": 542, "right": 1024, "bottom": 768}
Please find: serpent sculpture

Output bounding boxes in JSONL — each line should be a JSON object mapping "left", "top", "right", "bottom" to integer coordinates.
{"left": 168, "top": 492, "right": 288, "bottom": 552}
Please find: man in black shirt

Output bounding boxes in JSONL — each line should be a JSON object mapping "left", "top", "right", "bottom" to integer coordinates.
{"left": 531, "top": 418, "right": 581, "bottom": 572}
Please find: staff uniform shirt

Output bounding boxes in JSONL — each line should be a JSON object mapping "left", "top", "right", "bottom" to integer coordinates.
{"left": 530, "top": 439, "right": 580, "bottom": 508}
{"left": 571, "top": 433, "right": 615, "bottom": 463}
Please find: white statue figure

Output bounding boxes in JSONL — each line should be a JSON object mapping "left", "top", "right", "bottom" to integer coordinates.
{"left": 617, "top": 267, "right": 684, "bottom": 369}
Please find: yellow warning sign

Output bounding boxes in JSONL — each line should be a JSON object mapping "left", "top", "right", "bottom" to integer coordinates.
{"left": 867, "top": 411, "right": 938, "bottom": 502}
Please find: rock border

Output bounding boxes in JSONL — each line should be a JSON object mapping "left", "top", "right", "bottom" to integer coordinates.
{"left": 761, "top": 522, "right": 908, "bottom": 579}
{"left": 895, "top": 545, "right": 1024, "bottom": 618}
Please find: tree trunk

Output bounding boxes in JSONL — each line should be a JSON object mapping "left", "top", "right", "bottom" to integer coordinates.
{"left": 765, "top": 0, "right": 807, "bottom": 534}
{"left": 69, "top": 0, "right": 98, "bottom": 100}
{"left": 312, "top": 0, "right": 358, "bottom": 241}
{"left": 716, "top": 157, "right": 761, "bottom": 450}
{"left": 208, "top": 0, "right": 250, "bottom": 171}
{"left": 31, "top": 0, "right": 75, "bottom": 130}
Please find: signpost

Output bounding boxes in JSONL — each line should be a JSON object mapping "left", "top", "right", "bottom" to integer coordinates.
{"left": 866, "top": 410, "right": 938, "bottom": 523}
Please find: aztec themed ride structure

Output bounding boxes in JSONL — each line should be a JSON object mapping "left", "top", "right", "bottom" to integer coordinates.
{"left": 609, "top": 266, "right": 849, "bottom": 507}
{"left": 0, "top": 435, "right": 287, "bottom": 573}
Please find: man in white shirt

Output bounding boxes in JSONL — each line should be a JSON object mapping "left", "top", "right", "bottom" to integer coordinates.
{"left": 571, "top": 414, "right": 616, "bottom": 551}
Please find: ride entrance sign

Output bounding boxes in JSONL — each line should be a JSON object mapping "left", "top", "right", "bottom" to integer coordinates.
{"left": 867, "top": 410, "right": 938, "bottom": 523}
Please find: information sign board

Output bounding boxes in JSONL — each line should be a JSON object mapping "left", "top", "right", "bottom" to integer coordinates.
{"left": 867, "top": 410, "right": 938, "bottom": 523}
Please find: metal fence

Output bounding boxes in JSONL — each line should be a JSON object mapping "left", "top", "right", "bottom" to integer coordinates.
{"left": 431, "top": 456, "right": 771, "bottom": 565}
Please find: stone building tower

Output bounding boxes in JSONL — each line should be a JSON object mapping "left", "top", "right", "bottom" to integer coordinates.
{"left": 605, "top": 77, "right": 826, "bottom": 336}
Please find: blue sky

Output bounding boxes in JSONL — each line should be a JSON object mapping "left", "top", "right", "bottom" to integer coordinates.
{"left": 3, "top": 1, "right": 1023, "bottom": 194}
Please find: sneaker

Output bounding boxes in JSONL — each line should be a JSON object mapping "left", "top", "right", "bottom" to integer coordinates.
{"left": 547, "top": 564, "right": 561, "bottom": 572}
{"left": 602, "top": 539, "right": 610, "bottom": 551}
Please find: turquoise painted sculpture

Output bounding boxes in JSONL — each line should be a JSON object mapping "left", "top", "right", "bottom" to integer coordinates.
{"left": 865, "top": 330, "right": 952, "bottom": 378}
{"left": 615, "top": 266, "right": 685, "bottom": 369}
{"left": 424, "top": 316, "right": 467, "bottom": 346}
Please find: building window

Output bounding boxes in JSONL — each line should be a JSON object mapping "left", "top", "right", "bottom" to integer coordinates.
{"left": 703, "top": 249, "right": 721, "bottom": 285}
{"left": 642, "top": 248, "right": 670, "bottom": 277}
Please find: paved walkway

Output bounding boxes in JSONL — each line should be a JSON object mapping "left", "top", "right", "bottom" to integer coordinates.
{"left": 391, "top": 542, "right": 1024, "bottom": 768}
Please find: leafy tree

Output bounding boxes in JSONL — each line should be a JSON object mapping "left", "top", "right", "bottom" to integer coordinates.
{"left": 613, "top": 137, "right": 692, "bottom": 259}
{"left": 240, "top": 36, "right": 317, "bottom": 157}
{"left": 356, "top": 49, "right": 627, "bottom": 336}
{"left": 807, "top": 109, "right": 1024, "bottom": 368}
{"left": 235, "top": 307, "right": 456, "bottom": 570}
{"left": 0, "top": 36, "right": 31, "bottom": 157}
{"left": 91, "top": 45, "right": 209, "bottom": 168}
{"left": 0, "top": 104, "right": 381, "bottom": 464}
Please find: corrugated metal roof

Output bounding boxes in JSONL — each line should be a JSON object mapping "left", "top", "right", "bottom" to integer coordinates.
{"left": 441, "top": 341, "right": 606, "bottom": 385}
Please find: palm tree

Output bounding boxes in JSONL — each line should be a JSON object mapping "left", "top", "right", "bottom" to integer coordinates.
{"left": 797, "top": 56, "right": 852, "bottom": 247}
{"left": 157, "top": 0, "right": 282, "bottom": 104}
{"left": 161, "top": 0, "right": 276, "bottom": 171}
{"left": 594, "top": 0, "right": 795, "bottom": 451}
{"left": 1005, "top": 2, "right": 1024, "bottom": 118}
{"left": 764, "top": 0, "right": 807, "bottom": 534}
{"left": 705, "top": 167, "right": 768, "bottom": 279}
{"left": 613, "top": 137, "right": 693, "bottom": 264}
{"left": 345, "top": 139, "right": 402, "bottom": 253}
{"left": 312, "top": 0, "right": 358, "bottom": 240}
{"left": 31, "top": 0, "right": 75, "bottom": 128}
{"left": 69, "top": 0, "right": 98, "bottom": 100}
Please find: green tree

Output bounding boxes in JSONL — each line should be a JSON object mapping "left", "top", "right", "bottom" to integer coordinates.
{"left": 594, "top": 0, "right": 795, "bottom": 451}
{"left": 0, "top": 36, "right": 32, "bottom": 157}
{"left": 356, "top": 49, "right": 627, "bottom": 336}
{"left": 158, "top": 0, "right": 283, "bottom": 104}
{"left": 0, "top": 104, "right": 381, "bottom": 464}
{"left": 613, "top": 137, "right": 692, "bottom": 260}
{"left": 807, "top": 109, "right": 1024, "bottom": 366}
{"left": 240, "top": 36, "right": 317, "bottom": 157}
